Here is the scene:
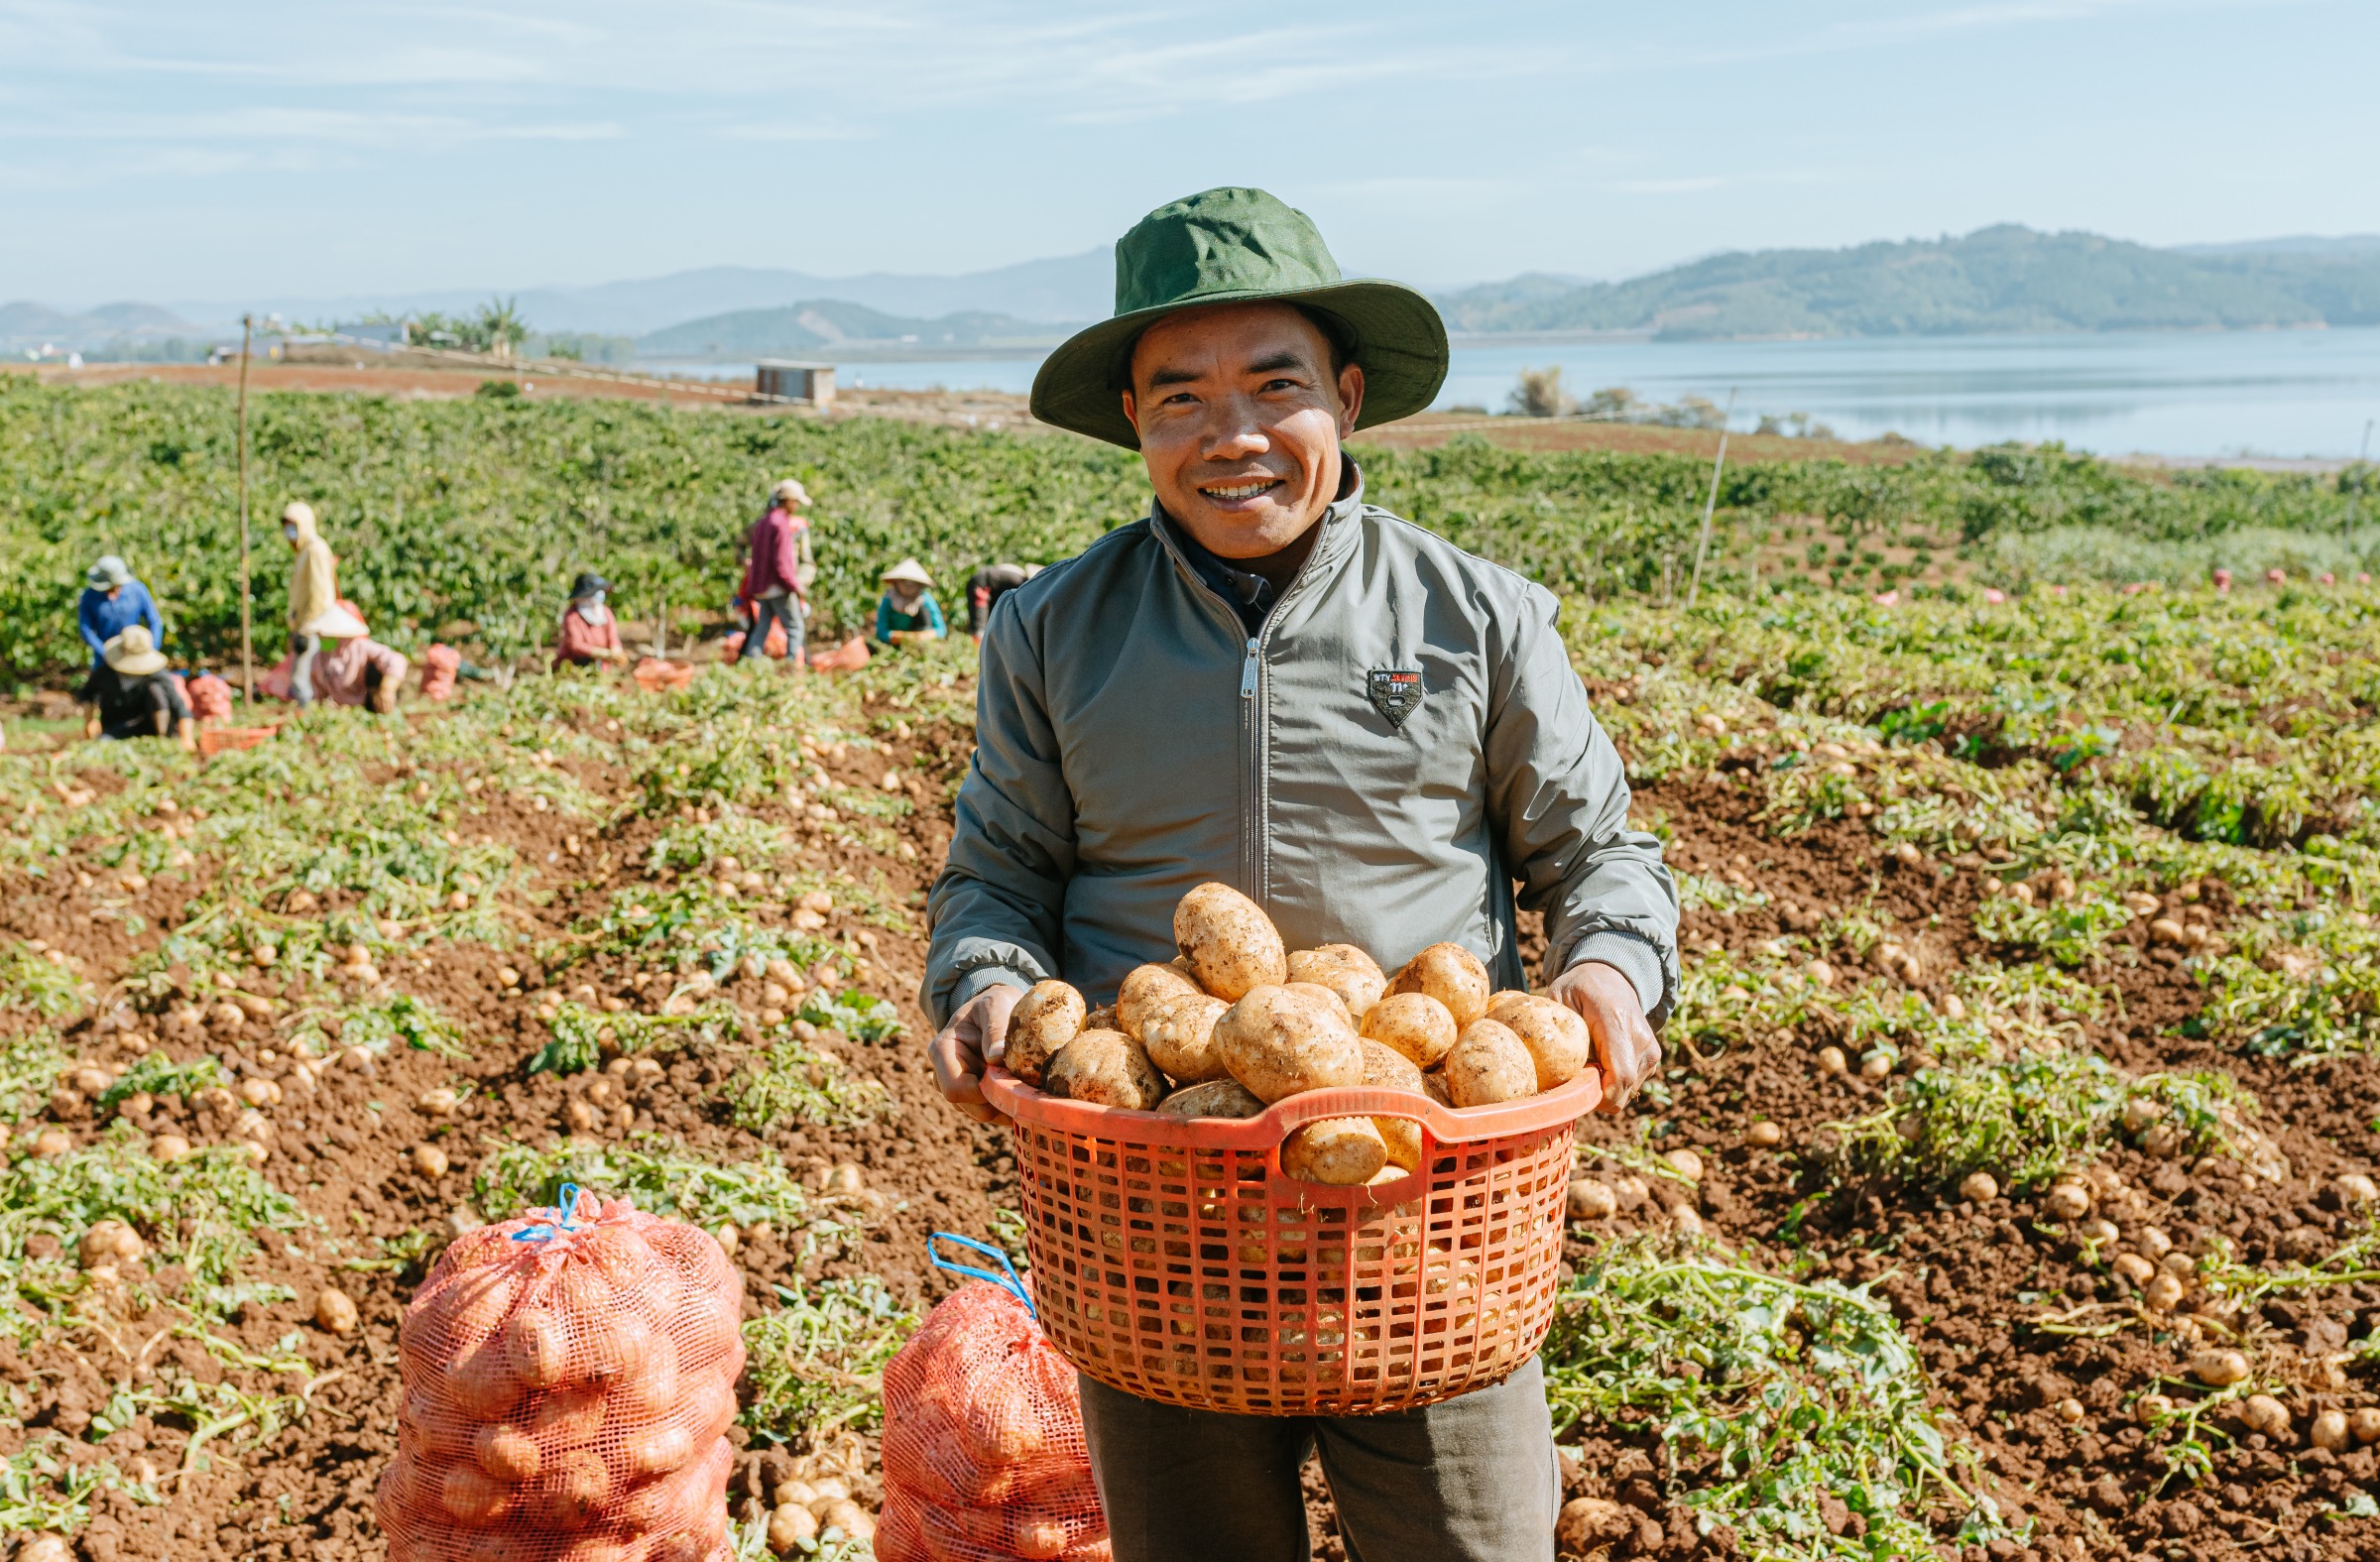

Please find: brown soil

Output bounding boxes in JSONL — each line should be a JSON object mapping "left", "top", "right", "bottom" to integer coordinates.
{"left": 7, "top": 682, "right": 2377, "bottom": 1562}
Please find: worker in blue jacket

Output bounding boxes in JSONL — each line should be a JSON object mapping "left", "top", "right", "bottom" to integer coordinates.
{"left": 78, "top": 555, "right": 163, "bottom": 670}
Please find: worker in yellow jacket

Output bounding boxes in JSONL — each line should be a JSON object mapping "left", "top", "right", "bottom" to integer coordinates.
{"left": 282, "top": 501, "right": 348, "bottom": 708}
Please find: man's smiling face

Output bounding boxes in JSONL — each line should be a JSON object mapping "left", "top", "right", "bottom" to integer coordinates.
{"left": 1123, "top": 302, "right": 1365, "bottom": 560}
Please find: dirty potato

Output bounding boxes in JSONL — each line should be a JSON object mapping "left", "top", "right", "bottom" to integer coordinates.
{"left": 1384, "top": 943, "right": 1490, "bottom": 1028}
{"left": 1156, "top": 1078, "right": 1268, "bottom": 1120}
{"left": 1420, "top": 1070, "right": 1454, "bottom": 1107}
{"left": 1281, "top": 1117, "right": 1388, "bottom": 1185}
{"left": 1283, "top": 981, "right": 1356, "bottom": 1028}
{"left": 1213, "top": 984, "right": 1364, "bottom": 1103}
{"left": 1042, "top": 1029, "right": 1167, "bottom": 1111}
{"left": 1001, "top": 980, "right": 1086, "bottom": 1087}
{"left": 1285, "top": 945, "right": 1387, "bottom": 1022}
{"left": 1174, "top": 884, "right": 1288, "bottom": 1001}
{"left": 1117, "top": 961, "right": 1203, "bottom": 1038}
{"left": 1443, "top": 1019, "right": 1537, "bottom": 1107}
{"left": 1487, "top": 993, "right": 1593, "bottom": 1092}
{"left": 1138, "top": 993, "right": 1232, "bottom": 1084}
{"left": 1360, "top": 991, "right": 1458, "bottom": 1069}
{"left": 1360, "top": 1038, "right": 1427, "bottom": 1171}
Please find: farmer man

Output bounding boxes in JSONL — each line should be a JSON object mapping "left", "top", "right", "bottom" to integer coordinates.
{"left": 924, "top": 187, "right": 1678, "bottom": 1562}
{"left": 555, "top": 571, "right": 629, "bottom": 667}
{"left": 873, "top": 558, "right": 946, "bottom": 645}
{"left": 79, "top": 626, "right": 193, "bottom": 749}
{"left": 964, "top": 560, "right": 1041, "bottom": 639}
{"left": 738, "top": 478, "right": 815, "bottom": 662}
{"left": 281, "top": 501, "right": 342, "bottom": 708}
{"left": 77, "top": 555, "right": 163, "bottom": 670}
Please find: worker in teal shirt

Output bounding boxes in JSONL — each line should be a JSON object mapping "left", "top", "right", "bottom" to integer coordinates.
{"left": 78, "top": 555, "right": 163, "bottom": 670}
{"left": 873, "top": 558, "right": 947, "bottom": 645}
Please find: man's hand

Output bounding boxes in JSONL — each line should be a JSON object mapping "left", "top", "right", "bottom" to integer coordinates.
{"left": 1549, "top": 961, "right": 1660, "bottom": 1114}
{"left": 928, "top": 985, "right": 1025, "bottom": 1124}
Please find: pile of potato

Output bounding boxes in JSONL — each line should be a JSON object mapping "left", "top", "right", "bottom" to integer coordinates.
{"left": 1002, "top": 884, "right": 1594, "bottom": 1185}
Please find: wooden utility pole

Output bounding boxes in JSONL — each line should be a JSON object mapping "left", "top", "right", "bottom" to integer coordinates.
{"left": 1686, "top": 388, "right": 1738, "bottom": 610}
{"left": 236, "top": 313, "right": 255, "bottom": 705}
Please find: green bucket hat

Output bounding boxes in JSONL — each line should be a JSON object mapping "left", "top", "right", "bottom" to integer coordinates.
{"left": 1030, "top": 186, "right": 1449, "bottom": 449}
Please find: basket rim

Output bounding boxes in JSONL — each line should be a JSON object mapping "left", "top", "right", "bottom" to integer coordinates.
{"left": 982, "top": 1064, "right": 1600, "bottom": 1145}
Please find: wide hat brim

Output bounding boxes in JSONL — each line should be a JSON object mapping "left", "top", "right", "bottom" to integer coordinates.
{"left": 104, "top": 647, "right": 168, "bottom": 676}
{"left": 1029, "top": 279, "right": 1449, "bottom": 450}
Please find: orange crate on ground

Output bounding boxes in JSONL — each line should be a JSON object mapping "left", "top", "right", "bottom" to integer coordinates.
{"left": 197, "top": 724, "right": 279, "bottom": 757}
{"left": 979, "top": 1066, "right": 1597, "bottom": 1417}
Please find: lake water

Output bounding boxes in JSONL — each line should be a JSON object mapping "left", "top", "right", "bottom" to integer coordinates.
{"left": 654, "top": 328, "right": 2380, "bottom": 460}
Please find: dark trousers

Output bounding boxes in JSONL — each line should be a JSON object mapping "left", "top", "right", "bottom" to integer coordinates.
{"left": 740, "top": 594, "right": 804, "bottom": 661}
{"left": 1079, "top": 1358, "right": 1559, "bottom": 1562}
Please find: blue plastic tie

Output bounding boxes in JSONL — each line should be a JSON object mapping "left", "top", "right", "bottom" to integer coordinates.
{"left": 511, "top": 1181, "right": 587, "bottom": 1244}
{"left": 927, "top": 1231, "right": 1033, "bottom": 1318}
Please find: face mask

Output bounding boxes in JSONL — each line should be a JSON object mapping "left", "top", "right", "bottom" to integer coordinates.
{"left": 588, "top": 592, "right": 606, "bottom": 610}
{"left": 283, "top": 526, "right": 298, "bottom": 541}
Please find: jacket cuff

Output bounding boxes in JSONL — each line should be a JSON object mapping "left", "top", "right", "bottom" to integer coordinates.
{"left": 1565, "top": 931, "right": 1665, "bottom": 1020}
{"left": 948, "top": 965, "right": 1034, "bottom": 1019}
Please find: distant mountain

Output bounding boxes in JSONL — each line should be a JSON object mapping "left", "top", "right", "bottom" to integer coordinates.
{"left": 2175, "top": 234, "right": 2380, "bottom": 257}
{"left": 0, "top": 300, "right": 205, "bottom": 352}
{"left": 168, "top": 249, "right": 1113, "bottom": 338}
{"left": 1433, "top": 225, "right": 2380, "bottom": 340}
{"left": 638, "top": 300, "right": 1069, "bottom": 358}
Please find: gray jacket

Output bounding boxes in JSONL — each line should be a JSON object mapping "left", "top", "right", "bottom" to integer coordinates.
{"left": 922, "top": 473, "right": 1679, "bottom": 1027}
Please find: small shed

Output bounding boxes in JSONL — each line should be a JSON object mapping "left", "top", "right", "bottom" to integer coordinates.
{"left": 756, "top": 360, "right": 835, "bottom": 408}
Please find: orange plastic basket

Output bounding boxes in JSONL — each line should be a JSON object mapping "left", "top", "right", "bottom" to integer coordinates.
{"left": 197, "top": 724, "right": 279, "bottom": 757}
{"left": 980, "top": 1065, "right": 1599, "bottom": 1417}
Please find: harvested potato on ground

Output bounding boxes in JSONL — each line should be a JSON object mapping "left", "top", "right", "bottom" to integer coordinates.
{"left": 1360, "top": 1038, "right": 1427, "bottom": 1170}
{"left": 1174, "top": 883, "right": 1287, "bottom": 1001}
{"left": 1361, "top": 991, "right": 1458, "bottom": 1069}
{"left": 1214, "top": 984, "right": 1364, "bottom": 1103}
{"left": 1138, "top": 993, "right": 1232, "bottom": 1084}
{"left": 1443, "top": 1019, "right": 1536, "bottom": 1107}
{"left": 1488, "top": 994, "right": 1593, "bottom": 1092}
{"left": 1042, "top": 1029, "right": 1167, "bottom": 1110}
{"left": 1282, "top": 1117, "right": 1388, "bottom": 1185}
{"left": 1117, "top": 961, "right": 1203, "bottom": 1038}
{"left": 1156, "top": 1078, "right": 1267, "bottom": 1120}
{"left": 1002, "top": 980, "right": 1086, "bottom": 1087}
{"left": 1286, "top": 945, "right": 1387, "bottom": 1021}
{"left": 1384, "top": 942, "right": 1490, "bottom": 1027}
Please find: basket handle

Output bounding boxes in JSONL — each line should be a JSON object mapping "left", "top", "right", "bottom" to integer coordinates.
{"left": 981, "top": 1065, "right": 1600, "bottom": 1144}
{"left": 927, "top": 1231, "right": 1034, "bottom": 1319}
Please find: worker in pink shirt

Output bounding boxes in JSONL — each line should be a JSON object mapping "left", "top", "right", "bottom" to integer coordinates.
{"left": 738, "top": 478, "right": 815, "bottom": 663}
{"left": 555, "top": 572, "right": 629, "bottom": 667}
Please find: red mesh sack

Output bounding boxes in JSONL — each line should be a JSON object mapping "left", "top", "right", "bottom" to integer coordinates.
{"left": 880, "top": 1239, "right": 1108, "bottom": 1562}
{"left": 420, "top": 645, "right": 461, "bottom": 701}
{"left": 185, "top": 672, "right": 233, "bottom": 721}
{"left": 378, "top": 1186, "right": 746, "bottom": 1562}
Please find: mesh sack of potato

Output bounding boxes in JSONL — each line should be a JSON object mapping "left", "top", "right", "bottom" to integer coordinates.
{"left": 378, "top": 1185, "right": 746, "bottom": 1562}
{"left": 877, "top": 1240, "right": 1108, "bottom": 1562}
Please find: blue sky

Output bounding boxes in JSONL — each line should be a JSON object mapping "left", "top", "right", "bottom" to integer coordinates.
{"left": 4, "top": 0, "right": 2375, "bottom": 307}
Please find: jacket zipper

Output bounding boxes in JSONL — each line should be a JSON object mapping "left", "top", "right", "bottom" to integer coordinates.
{"left": 1151, "top": 504, "right": 1355, "bottom": 904}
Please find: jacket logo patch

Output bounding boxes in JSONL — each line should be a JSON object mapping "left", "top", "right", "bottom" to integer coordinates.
{"left": 1367, "top": 668, "right": 1423, "bottom": 728}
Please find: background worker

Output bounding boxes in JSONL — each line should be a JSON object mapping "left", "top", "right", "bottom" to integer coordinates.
{"left": 555, "top": 571, "right": 629, "bottom": 666}
{"left": 77, "top": 554, "right": 162, "bottom": 670}
{"left": 281, "top": 501, "right": 341, "bottom": 708}
{"left": 874, "top": 558, "right": 946, "bottom": 644}
{"left": 925, "top": 188, "right": 1677, "bottom": 1562}
{"left": 739, "top": 478, "right": 815, "bottom": 662}
{"left": 964, "top": 560, "right": 1042, "bottom": 638}
{"left": 80, "top": 626, "right": 193, "bottom": 749}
